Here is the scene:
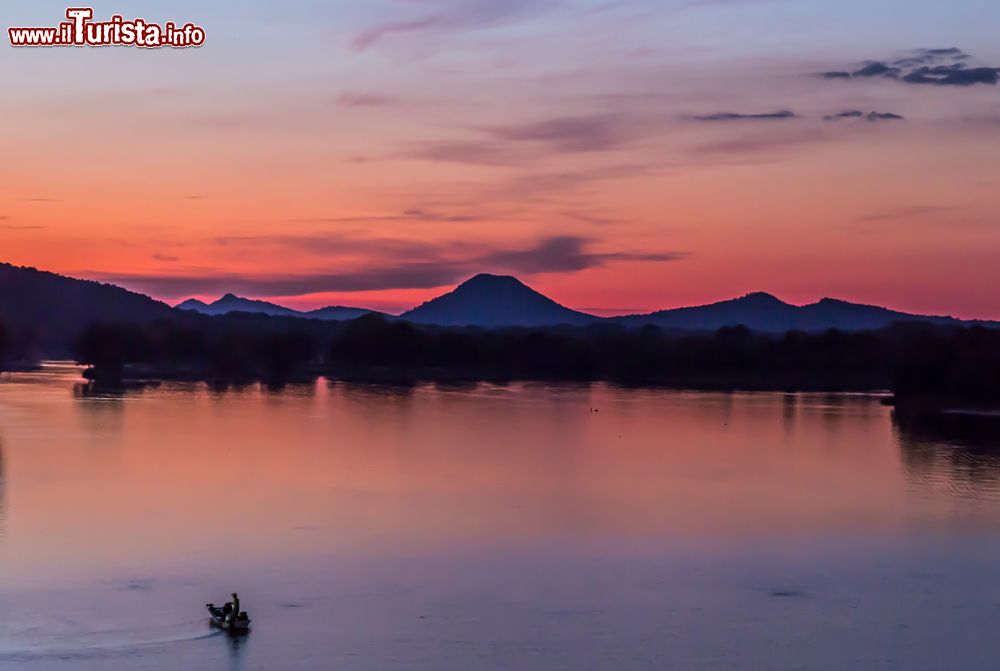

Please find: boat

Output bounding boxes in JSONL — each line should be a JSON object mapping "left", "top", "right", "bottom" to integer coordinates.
{"left": 206, "top": 603, "right": 251, "bottom": 631}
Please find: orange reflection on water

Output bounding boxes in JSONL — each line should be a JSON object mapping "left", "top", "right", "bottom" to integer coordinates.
{"left": 0, "top": 366, "right": 994, "bottom": 588}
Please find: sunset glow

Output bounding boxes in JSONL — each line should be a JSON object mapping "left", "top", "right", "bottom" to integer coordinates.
{"left": 3, "top": 1, "right": 999, "bottom": 317}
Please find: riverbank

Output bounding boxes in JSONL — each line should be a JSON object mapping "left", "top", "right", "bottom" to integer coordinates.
{"left": 77, "top": 361, "right": 894, "bottom": 393}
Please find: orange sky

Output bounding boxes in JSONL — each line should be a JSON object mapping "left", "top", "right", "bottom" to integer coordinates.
{"left": 2, "top": 2, "right": 999, "bottom": 317}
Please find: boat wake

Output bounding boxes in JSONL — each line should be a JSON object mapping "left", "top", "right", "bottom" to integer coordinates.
{"left": 0, "top": 619, "right": 224, "bottom": 663}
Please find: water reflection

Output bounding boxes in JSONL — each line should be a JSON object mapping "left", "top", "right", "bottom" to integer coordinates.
{"left": 781, "top": 393, "right": 797, "bottom": 437}
{"left": 0, "top": 438, "right": 6, "bottom": 537}
{"left": 72, "top": 385, "right": 127, "bottom": 435}
{"left": 5, "top": 371, "right": 1000, "bottom": 671}
{"left": 894, "top": 409, "right": 1000, "bottom": 501}
{"left": 226, "top": 630, "right": 249, "bottom": 671}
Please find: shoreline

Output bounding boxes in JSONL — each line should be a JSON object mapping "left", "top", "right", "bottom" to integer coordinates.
{"left": 73, "top": 363, "right": 896, "bottom": 395}
{"left": 7, "top": 363, "right": 995, "bottom": 416}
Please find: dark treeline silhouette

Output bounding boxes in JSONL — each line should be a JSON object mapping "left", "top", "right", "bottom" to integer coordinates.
{"left": 0, "top": 319, "right": 8, "bottom": 370}
{"left": 75, "top": 316, "right": 322, "bottom": 386}
{"left": 67, "top": 313, "right": 1000, "bottom": 405}
{"left": 329, "top": 315, "right": 893, "bottom": 388}
{"left": 892, "top": 325, "right": 1000, "bottom": 408}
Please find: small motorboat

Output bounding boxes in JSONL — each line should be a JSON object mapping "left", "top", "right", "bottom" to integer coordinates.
{"left": 206, "top": 603, "right": 251, "bottom": 632}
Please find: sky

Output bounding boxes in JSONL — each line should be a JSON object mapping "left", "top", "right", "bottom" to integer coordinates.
{"left": 1, "top": 0, "right": 999, "bottom": 317}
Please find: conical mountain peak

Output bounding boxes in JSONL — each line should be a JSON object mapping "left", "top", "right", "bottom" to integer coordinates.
{"left": 403, "top": 274, "right": 598, "bottom": 327}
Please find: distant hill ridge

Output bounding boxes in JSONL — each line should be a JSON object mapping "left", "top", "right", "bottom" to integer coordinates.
{"left": 0, "top": 264, "right": 995, "bottom": 350}
{"left": 610, "top": 291, "right": 969, "bottom": 332}
{"left": 177, "top": 293, "right": 374, "bottom": 321}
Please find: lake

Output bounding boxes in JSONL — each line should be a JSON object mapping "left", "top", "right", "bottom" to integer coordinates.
{"left": 1, "top": 363, "right": 999, "bottom": 670}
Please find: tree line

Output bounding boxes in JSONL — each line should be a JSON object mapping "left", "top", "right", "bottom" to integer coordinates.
{"left": 59, "top": 313, "right": 1000, "bottom": 405}
{"left": 0, "top": 319, "right": 7, "bottom": 369}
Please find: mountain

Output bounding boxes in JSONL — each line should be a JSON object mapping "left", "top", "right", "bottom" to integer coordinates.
{"left": 1, "top": 260, "right": 994, "bottom": 359}
{"left": 402, "top": 274, "right": 600, "bottom": 328}
{"left": 175, "top": 298, "right": 211, "bottom": 312}
{"left": 400, "top": 278, "right": 993, "bottom": 331}
{"left": 613, "top": 292, "right": 969, "bottom": 332}
{"left": 176, "top": 293, "right": 374, "bottom": 321}
{"left": 177, "top": 293, "right": 301, "bottom": 318}
{"left": 0, "top": 263, "right": 175, "bottom": 354}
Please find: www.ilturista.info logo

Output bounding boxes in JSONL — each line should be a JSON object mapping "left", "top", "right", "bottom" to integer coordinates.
{"left": 8, "top": 8, "right": 205, "bottom": 48}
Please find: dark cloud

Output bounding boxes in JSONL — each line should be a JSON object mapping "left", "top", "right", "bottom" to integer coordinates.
{"left": 859, "top": 205, "right": 960, "bottom": 223}
{"left": 821, "top": 48, "right": 999, "bottom": 87}
{"left": 399, "top": 139, "right": 521, "bottom": 165}
{"left": 401, "top": 208, "right": 479, "bottom": 223}
{"left": 893, "top": 48, "right": 970, "bottom": 68}
{"left": 823, "top": 110, "right": 864, "bottom": 121}
{"left": 484, "top": 115, "right": 634, "bottom": 152}
{"left": 681, "top": 0, "right": 782, "bottom": 7}
{"left": 0, "top": 219, "right": 45, "bottom": 230}
{"left": 337, "top": 91, "right": 400, "bottom": 107}
{"left": 351, "top": 0, "right": 558, "bottom": 51}
{"left": 88, "top": 235, "right": 687, "bottom": 298}
{"left": 562, "top": 211, "right": 628, "bottom": 227}
{"left": 94, "top": 264, "right": 460, "bottom": 298}
{"left": 852, "top": 62, "right": 900, "bottom": 79}
{"left": 352, "top": 16, "right": 443, "bottom": 51}
{"left": 866, "top": 111, "right": 905, "bottom": 121}
{"left": 214, "top": 233, "right": 447, "bottom": 260}
{"left": 490, "top": 163, "right": 667, "bottom": 201}
{"left": 849, "top": 203, "right": 986, "bottom": 232}
{"left": 289, "top": 209, "right": 480, "bottom": 224}
{"left": 480, "top": 235, "right": 685, "bottom": 274}
{"left": 691, "top": 110, "right": 796, "bottom": 122}
{"left": 400, "top": 113, "right": 666, "bottom": 165}
{"left": 691, "top": 129, "right": 828, "bottom": 160}
{"left": 903, "top": 65, "right": 999, "bottom": 87}
{"left": 153, "top": 253, "right": 180, "bottom": 262}
{"left": 823, "top": 110, "right": 905, "bottom": 122}
{"left": 592, "top": 0, "right": 778, "bottom": 14}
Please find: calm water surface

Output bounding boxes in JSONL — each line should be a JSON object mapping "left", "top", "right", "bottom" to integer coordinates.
{"left": 1, "top": 364, "right": 1000, "bottom": 670}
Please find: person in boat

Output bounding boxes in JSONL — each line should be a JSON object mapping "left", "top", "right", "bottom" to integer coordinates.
{"left": 229, "top": 592, "right": 241, "bottom": 620}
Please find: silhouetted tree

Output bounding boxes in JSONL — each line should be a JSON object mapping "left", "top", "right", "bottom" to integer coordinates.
{"left": 330, "top": 314, "right": 430, "bottom": 367}
{"left": 74, "top": 316, "right": 325, "bottom": 385}
{"left": 63, "top": 310, "right": 1000, "bottom": 402}
{"left": 893, "top": 325, "right": 1000, "bottom": 407}
{"left": 0, "top": 319, "right": 8, "bottom": 368}
{"left": 256, "top": 329, "right": 318, "bottom": 381}
{"left": 75, "top": 322, "right": 152, "bottom": 384}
